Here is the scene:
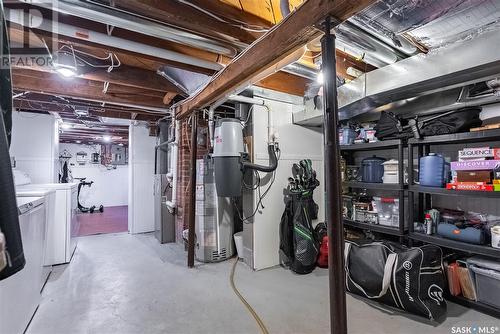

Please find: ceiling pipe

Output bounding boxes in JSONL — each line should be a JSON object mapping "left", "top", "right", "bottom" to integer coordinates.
{"left": 22, "top": 0, "right": 239, "bottom": 57}
{"left": 282, "top": 63, "right": 318, "bottom": 80}
{"left": 6, "top": 8, "right": 224, "bottom": 72}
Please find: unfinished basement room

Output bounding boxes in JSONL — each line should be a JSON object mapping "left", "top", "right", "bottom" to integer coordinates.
{"left": 1, "top": 0, "right": 500, "bottom": 333}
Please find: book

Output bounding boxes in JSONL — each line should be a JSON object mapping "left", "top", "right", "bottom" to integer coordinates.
{"left": 451, "top": 160, "right": 500, "bottom": 171}
{"left": 458, "top": 148, "right": 500, "bottom": 161}
{"left": 446, "top": 182, "right": 494, "bottom": 191}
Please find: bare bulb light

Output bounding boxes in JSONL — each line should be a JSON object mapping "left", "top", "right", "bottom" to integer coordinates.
{"left": 317, "top": 72, "right": 324, "bottom": 84}
{"left": 61, "top": 123, "right": 72, "bottom": 130}
{"left": 102, "top": 135, "right": 112, "bottom": 142}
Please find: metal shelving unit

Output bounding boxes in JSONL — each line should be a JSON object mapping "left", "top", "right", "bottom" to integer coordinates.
{"left": 408, "top": 129, "right": 500, "bottom": 316}
{"left": 341, "top": 139, "right": 406, "bottom": 239}
{"left": 446, "top": 294, "right": 500, "bottom": 319}
{"left": 409, "top": 232, "right": 500, "bottom": 258}
{"left": 344, "top": 219, "right": 405, "bottom": 236}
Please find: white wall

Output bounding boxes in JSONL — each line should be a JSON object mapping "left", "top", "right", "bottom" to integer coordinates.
{"left": 248, "top": 96, "right": 325, "bottom": 270}
{"left": 10, "top": 111, "right": 59, "bottom": 183}
{"left": 59, "top": 143, "right": 128, "bottom": 207}
{"left": 128, "top": 123, "right": 156, "bottom": 234}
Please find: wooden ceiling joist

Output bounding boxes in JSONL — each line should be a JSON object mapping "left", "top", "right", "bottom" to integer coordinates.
{"left": 12, "top": 69, "right": 168, "bottom": 110}
{"left": 111, "top": 0, "right": 258, "bottom": 45}
{"left": 174, "top": 0, "right": 376, "bottom": 119}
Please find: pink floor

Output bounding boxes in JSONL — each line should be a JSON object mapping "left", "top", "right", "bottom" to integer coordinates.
{"left": 77, "top": 206, "right": 128, "bottom": 237}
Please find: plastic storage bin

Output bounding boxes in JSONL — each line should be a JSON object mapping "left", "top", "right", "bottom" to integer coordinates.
{"left": 371, "top": 197, "right": 399, "bottom": 227}
{"left": 468, "top": 266, "right": 500, "bottom": 308}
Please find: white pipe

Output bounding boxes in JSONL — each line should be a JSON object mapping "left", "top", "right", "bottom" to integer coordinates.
{"left": 23, "top": 0, "right": 237, "bottom": 56}
{"left": 166, "top": 120, "right": 180, "bottom": 211}
{"left": 6, "top": 8, "right": 223, "bottom": 71}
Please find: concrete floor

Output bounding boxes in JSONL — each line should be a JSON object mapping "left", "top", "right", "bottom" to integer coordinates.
{"left": 27, "top": 233, "right": 498, "bottom": 334}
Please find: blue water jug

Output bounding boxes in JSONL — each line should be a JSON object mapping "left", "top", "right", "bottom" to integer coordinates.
{"left": 419, "top": 153, "right": 449, "bottom": 187}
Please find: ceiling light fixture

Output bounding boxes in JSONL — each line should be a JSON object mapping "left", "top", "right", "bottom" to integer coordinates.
{"left": 75, "top": 140, "right": 82, "bottom": 144}
{"left": 102, "top": 135, "right": 112, "bottom": 142}
{"left": 61, "top": 123, "right": 72, "bottom": 130}
{"left": 317, "top": 71, "right": 324, "bottom": 84}
{"left": 53, "top": 45, "right": 78, "bottom": 79}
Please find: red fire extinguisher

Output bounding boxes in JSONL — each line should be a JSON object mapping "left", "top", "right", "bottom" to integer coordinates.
{"left": 317, "top": 235, "right": 328, "bottom": 268}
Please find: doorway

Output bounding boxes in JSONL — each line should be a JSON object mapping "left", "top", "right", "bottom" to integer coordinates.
{"left": 58, "top": 117, "right": 130, "bottom": 237}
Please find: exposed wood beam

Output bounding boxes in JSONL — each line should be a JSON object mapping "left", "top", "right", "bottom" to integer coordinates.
{"left": 186, "top": 0, "right": 273, "bottom": 29}
{"left": 255, "top": 71, "right": 309, "bottom": 96}
{"left": 175, "top": 0, "right": 377, "bottom": 119}
{"left": 12, "top": 69, "right": 167, "bottom": 110}
{"left": 112, "top": 0, "right": 258, "bottom": 44}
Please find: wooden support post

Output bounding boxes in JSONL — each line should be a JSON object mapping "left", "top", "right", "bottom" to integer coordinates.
{"left": 321, "top": 17, "right": 348, "bottom": 334}
{"left": 187, "top": 113, "right": 198, "bottom": 268}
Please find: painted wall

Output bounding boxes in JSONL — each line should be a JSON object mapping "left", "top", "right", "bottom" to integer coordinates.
{"left": 59, "top": 143, "right": 128, "bottom": 207}
{"left": 10, "top": 111, "right": 59, "bottom": 183}
{"left": 128, "top": 123, "right": 156, "bottom": 234}
{"left": 243, "top": 91, "right": 325, "bottom": 270}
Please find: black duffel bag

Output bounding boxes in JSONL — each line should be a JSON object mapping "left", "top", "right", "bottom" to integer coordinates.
{"left": 345, "top": 240, "right": 447, "bottom": 320}
{"left": 375, "top": 108, "right": 482, "bottom": 141}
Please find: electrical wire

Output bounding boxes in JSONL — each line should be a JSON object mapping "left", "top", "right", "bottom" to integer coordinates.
{"left": 175, "top": 0, "right": 270, "bottom": 32}
{"left": 230, "top": 257, "right": 269, "bottom": 334}
{"left": 233, "top": 146, "right": 280, "bottom": 224}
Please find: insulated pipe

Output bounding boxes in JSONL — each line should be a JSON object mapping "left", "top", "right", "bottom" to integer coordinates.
{"left": 241, "top": 144, "right": 278, "bottom": 173}
{"left": 22, "top": 0, "right": 237, "bottom": 56}
{"left": 187, "top": 114, "right": 198, "bottom": 268}
{"left": 322, "top": 18, "right": 348, "bottom": 334}
{"left": 165, "top": 121, "right": 180, "bottom": 212}
{"left": 5, "top": 8, "right": 223, "bottom": 71}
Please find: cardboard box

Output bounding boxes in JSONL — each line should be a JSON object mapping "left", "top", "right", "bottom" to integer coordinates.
{"left": 456, "top": 171, "right": 493, "bottom": 183}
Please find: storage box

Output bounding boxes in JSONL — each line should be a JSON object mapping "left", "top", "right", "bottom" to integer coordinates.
{"left": 371, "top": 197, "right": 399, "bottom": 227}
{"left": 467, "top": 257, "right": 500, "bottom": 309}
{"left": 456, "top": 171, "right": 492, "bottom": 183}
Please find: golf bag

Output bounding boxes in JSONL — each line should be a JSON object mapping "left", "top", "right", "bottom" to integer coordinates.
{"left": 280, "top": 159, "right": 320, "bottom": 275}
{"left": 280, "top": 192, "right": 319, "bottom": 274}
{"left": 345, "top": 240, "right": 447, "bottom": 320}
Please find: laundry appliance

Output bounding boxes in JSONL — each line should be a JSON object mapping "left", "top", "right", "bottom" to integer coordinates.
{"left": 0, "top": 196, "right": 45, "bottom": 334}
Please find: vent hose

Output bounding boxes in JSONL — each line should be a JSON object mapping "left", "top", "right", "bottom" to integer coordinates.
{"left": 242, "top": 144, "right": 278, "bottom": 173}
{"left": 0, "top": 2, "right": 25, "bottom": 281}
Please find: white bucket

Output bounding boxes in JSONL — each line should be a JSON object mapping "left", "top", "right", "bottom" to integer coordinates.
{"left": 234, "top": 232, "right": 244, "bottom": 258}
{"left": 491, "top": 226, "right": 500, "bottom": 249}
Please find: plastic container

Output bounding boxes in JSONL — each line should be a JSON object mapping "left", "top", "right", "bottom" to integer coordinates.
{"left": 419, "top": 153, "right": 450, "bottom": 187}
{"left": 468, "top": 265, "right": 500, "bottom": 308}
{"left": 340, "top": 128, "right": 357, "bottom": 145}
{"left": 233, "top": 232, "right": 244, "bottom": 259}
{"left": 361, "top": 156, "right": 386, "bottom": 183}
{"left": 371, "top": 197, "right": 399, "bottom": 227}
{"left": 491, "top": 226, "right": 500, "bottom": 249}
{"left": 382, "top": 160, "right": 399, "bottom": 184}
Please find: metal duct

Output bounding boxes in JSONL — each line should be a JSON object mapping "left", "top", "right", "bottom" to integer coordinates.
{"left": 282, "top": 63, "right": 318, "bottom": 80}
{"left": 5, "top": 8, "right": 223, "bottom": 72}
{"left": 293, "top": 29, "right": 500, "bottom": 126}
{"left": 23, "top": 0, "right": 239, "bottom": 56}
{"left": 335, "top": 21, "right": 402, "bottom": 67}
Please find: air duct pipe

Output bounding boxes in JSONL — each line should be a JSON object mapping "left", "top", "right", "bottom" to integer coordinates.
{"left": 23, "top": 0, "right": 238, "bottom": 56}
{"left": 165, "top": 121, "right": 180, "bottom": 211}
{"left": 5, "top": 8, "right": 223, "bottom": 71}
